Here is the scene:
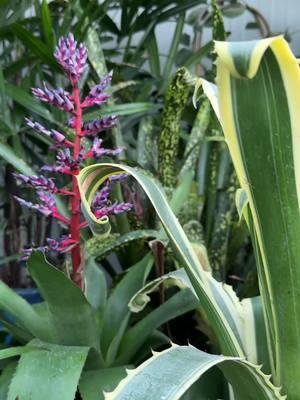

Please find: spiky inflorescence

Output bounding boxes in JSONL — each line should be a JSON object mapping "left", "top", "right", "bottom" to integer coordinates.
{"left": 16, "top": 33, "right": 131, "bottom": 288}
{"left": 54, "top": 33, "right": 88, "bottom": 83}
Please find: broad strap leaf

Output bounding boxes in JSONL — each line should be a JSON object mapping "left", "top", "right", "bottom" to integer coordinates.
{"left": 105, "top": 344, "right": 284, "bottom": 400}
{"left": 212, "top": 36, "right": 300, "bottom": 395}
{"left": 78, "top": 163, "right": 244, "bottom": 357}
{"left": 8, "top": 339, "right": 89, "bottom": 400}
{"left": 27, "top": 252, "right": 100, "bottom": 352}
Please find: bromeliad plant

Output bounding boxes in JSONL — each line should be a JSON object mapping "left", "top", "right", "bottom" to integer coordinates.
{"left": 0, "top": 34, "right": 199, "bottom": 400}
{"left": 13, "top": 33, "right": 131, "bottom": 288}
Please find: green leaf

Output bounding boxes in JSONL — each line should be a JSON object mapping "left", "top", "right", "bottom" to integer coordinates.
{"left": 105, "top": 344, "right": 283, "bottom": 400}
{"left": 9, "top": 23, "right": 57, "bottom": 68}
{"left": 129, "top": 267, "right": 268, "bottom": 367}
{"left": 105, "top": 315, "right": 130, "bottom": 366}
{"left": 145, "top": 30, "right": 161, "bottom": 79}
{"left": 8, "top": 339, "right": 89, "bottom": 400}
{"left": 27, "top": 252, "right": 100, "bottom": 352}
{"left": 182, "top": 41, "right": 214, "bottom": 69}
{"left": 180, "top": 98, "right": 211, "bottom": 178}
{"left": 129, "top": 269, "right": 196, "bottom": 313}
{"left": 85, "top": 230, "right": 158, "bottom": 260}
{"left": 100, "top": 254, "right": 153, "bottom": 357}
{"left": 241, "top": 297, "right": 271, "bottom": 374}
{"left": 84, "top": 257, "right": 107, "bottom": 312}
{"left": 0, "top": 142, "right": 35, "bottom": 175}
{"left": 137, "top": 116, "right": 156, "bottom": 170}
{"left": 78, "top": 164, "right": 244, "bottom": 357}
{"left": 79, "top": 367, "right": 128, "bottom": 400}
{"left": 0, "top": 280, "right": 49, "bottom": 340}
{"left": 116, "top": 289, "right": 199, "bottom": 365}
{"left": 86, "top": 26, "right": 108, "bottom": 78}
{"left": 86, "top": 27, "right": 125, "bottom": 152}
{"left": 0, "top": 318, "right": 33, "bottom": 342}
{"left": 158, "top": 67, "right": 192, "bottom": 187}
{"left": 0, "top": 362, "right": 16, "bottom": 400}
{"left": 84, "top": 103, "right": 159, "bottom": 120}
{"left": 41, "top": 0, "right": 55, "bottom": 50}
{"left": 5, "top": 82, "right": 53, "bottom": 122}
{"left": 213, "top": 36, "right": 300, "bottom": 395}
{"left": 162, "top": 13, "right": 185, "bottom": 87}
{"left": 0, "top": 346, "right": 38, "bottom": 360}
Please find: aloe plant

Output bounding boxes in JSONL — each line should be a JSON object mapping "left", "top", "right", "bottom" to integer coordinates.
{"left": 76, "top": 34, "right": 300, "bottom": 399}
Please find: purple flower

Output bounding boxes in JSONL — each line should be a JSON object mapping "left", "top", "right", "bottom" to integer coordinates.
{"left": 14, "top": 174, "right": 57, "bottom": 192}
{"left": 13, "top": 173, "right": 73, "bottom": 196}
{"left": 15, "top": 191, "right": 57, "bottom": 218}
{"left": 21, "top": 235, "right": 77, "bottom": 260}
{"left": 32, "top": 85, "right": 74, "bottom": 113}
{"left": 14, "top": 196, "right": 53, "bottom": 217}
{"left": 91, "top": 174, "right": 129, "bottom": 211}
{"left": 25, "top": 118, "right": 69, "bottom": 145}
{"left": 37, "top": 191, "right": 56, "bottom": 208}
{"left": 42, "top": 149, "right": 81, "bottom": 175}
{"left": 82, "top": 116, "right": 117, "bottom": 136}
{"left": 46, "top": 236, "right": 77, "bottom": 252}
{"left": 108, "top": 173, "right": 129, "bottom": 183}
{"left": 21, "top": 246, "right": 47, "bottom": 260}
{"left": 54, "top": 33, "right": 87, "bottom": 83}
{"left": 92, "top": 185, "right": 111, "bottom": 210}
{"left": 94, "top": 202, "right": 132, "bottom": 219}
{"left": 84, "top": 137, "right": 123, "bottom": 159}
{"left": 81, "top": 72, "right": 112, "bottom": 108}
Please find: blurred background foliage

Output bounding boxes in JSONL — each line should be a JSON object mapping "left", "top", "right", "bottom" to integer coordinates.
{"left": 0, "top": 0, "right": 286, "bottom": 301}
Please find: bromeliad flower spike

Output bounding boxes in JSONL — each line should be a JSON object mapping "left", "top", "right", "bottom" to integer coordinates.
{"left": 14, "top": 33, "right": 132, "bottom": 288}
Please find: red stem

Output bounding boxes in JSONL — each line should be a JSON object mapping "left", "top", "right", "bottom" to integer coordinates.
{"left": 71, "top": 84, "right": 83, "bottom": 288}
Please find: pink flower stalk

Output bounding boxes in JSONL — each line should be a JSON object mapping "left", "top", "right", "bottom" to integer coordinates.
{"left": 15, "top": 33, "right": 132, "bottom": 288}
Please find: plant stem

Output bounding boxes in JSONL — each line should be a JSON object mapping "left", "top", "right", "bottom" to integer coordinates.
{"left": 71, "top": 84, "right": 82, "bottom": 288}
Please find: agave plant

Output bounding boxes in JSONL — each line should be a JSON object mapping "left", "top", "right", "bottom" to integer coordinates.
{"left": 75, "top": 34, "right": 300, "bottom": 399}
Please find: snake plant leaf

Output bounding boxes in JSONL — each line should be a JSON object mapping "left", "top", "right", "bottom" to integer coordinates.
{"left": 212, "top": 36, "right": 300, "bottom": 396}
{"left": 8, "top": 339, "right": 89, "bottom": 400}
{"left": 158, "top": 67, "right": 192, "bottom": 188}
{"left": 180, "top": 98, "right": 211, "bottom": 178}
{"left": 77, "top": 163, "right": 244, "bottom": 357}
{"left": 104, "top": 344, "right": 284, "bottom": 400}
{"left": 137, "top": 116, "right": 156, "bottom": 171}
